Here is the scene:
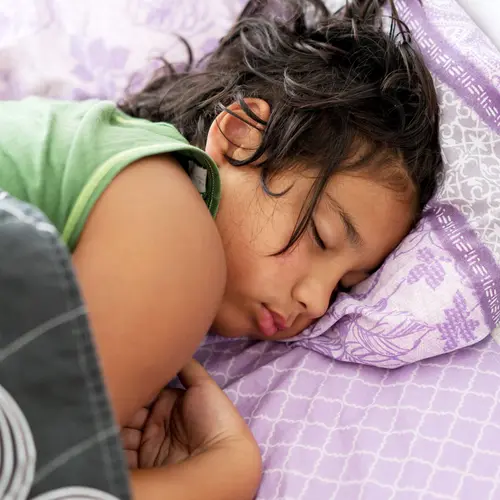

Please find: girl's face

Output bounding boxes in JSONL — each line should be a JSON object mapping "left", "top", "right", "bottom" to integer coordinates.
{"left": 211, "top": 167, "right": 413, "bottom": 340}
{"left": 205, "top": 100, "right": 415, "bottom": 340}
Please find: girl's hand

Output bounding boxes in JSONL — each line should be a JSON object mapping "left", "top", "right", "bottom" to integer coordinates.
{"left": 122, "top": 359, "right": 260, "bottom": 470}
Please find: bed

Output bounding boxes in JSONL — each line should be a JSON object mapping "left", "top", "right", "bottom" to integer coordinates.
{"left": 1, "top": 0, "right": 499, "bottom": 498}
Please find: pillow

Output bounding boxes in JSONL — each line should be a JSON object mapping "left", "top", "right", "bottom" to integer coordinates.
{"left": 292, "top": 0, "right": 500, "bottom": 367}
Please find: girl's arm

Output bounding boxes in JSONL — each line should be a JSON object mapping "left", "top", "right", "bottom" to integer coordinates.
{"left": 127, "top": 359, "right": 262, "bottom": 500}
{"left": 72, "top": 154, "right": 226, "bottom": 426}
{"left": 74, "top": 157, "right": 261, "bottom": 498}
{"left": 130, "top": 446, "right": 261, "bottom": 500}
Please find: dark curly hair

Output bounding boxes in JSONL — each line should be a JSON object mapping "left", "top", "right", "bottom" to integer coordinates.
{"left": 120, "top": 0, "right": 442, "bottom": 251}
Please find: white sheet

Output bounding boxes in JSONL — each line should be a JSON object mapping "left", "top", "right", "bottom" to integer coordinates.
{"left": 455, "top": 0, "right": 500, "bottom": 51}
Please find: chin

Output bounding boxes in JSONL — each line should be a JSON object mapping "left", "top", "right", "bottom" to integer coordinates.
{"left": 212, "top": 308, "right": 258, "bottom": 339}
{"left": 210, "top": 322, "right": 250, "bottom": 339}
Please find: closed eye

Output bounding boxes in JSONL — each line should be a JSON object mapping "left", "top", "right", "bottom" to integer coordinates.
{"left": 310, "top": 218, "right": 326, "bottom": 250}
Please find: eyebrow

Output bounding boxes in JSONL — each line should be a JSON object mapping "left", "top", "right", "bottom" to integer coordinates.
{"left": 324, "top": 193, "right": 363, "bottom": 247}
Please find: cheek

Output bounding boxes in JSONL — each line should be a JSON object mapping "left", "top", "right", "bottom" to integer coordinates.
{"left": 224, "top": 236, "right": 300, "bottom": 289}
{"left": 218, "top": 200, "right": 295, "bottom": 267}
{"left": 216, "top": 211, "right": 272, "bottom": 294}
{"left": 222, "top": 232, "right": 258, "bottom": 287}
{"left": 274, "top": 244, "right": 307, "bottom": 269}
{"left": 216, "top": 169, "right": 313, "bottom": 292}
{"left": 221, "top": 223, "right": 311, "bottom": 301}
{"left": 268, "top": 240, "right": 312, "bottom": 290}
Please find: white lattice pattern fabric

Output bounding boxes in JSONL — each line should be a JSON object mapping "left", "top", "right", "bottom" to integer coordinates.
{"left": 198, "top": 336, "right": 500, "bottom": 499}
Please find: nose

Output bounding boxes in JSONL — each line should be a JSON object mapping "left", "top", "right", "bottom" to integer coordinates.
{"left": 292, "top": 274, "right": 337, "bottom": 320}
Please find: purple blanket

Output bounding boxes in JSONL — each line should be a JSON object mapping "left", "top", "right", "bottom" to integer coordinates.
{"left": 1, "top": 0, "right": 499, "bottom": 497}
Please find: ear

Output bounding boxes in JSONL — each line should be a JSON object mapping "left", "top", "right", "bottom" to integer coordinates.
{"left": 205, "top": 98, "right": 271, "bottom": 165}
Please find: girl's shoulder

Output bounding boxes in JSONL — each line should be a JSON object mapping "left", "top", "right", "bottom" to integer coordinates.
{"left": 73, "top": 153, "right": 227, "bottom": 423}
{"left": 0, "top": 98, "right": 220, "bottom": 250}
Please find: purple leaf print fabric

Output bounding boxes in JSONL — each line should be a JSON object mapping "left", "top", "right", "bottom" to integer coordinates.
{"left": 437, "top": 291, "right": 480, "bottom": 351}
{"left": 1, "top": 0, "right": 500, "bottom": 498}
{"left": 70, "top": 37, "right": 130, "bottom": 100}
{"left": 407, "top": 248, "right": 449, "bottom": 290}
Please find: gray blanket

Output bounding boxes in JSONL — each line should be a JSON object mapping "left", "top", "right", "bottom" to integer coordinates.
{"left": 0, "top": 191, "right": 130, "bottom": 499}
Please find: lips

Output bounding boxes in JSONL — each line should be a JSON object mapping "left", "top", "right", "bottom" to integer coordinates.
{"left": 269, "top": 310, "right": 287, "bottom": 330}
{"left": 257, "top": 305, "right": 287, "bottom": 337}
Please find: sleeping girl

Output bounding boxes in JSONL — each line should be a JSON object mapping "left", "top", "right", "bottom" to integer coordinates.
{"left": 0, "top": 0, "right": 442, "bottom": 498}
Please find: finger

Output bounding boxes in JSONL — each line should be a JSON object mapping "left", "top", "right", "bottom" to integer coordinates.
{"left": 146, "top": 389, "right": 182, "bottom": 427}
{"left": 121, "top": 428, "right": 143, "bottom": 451}
{"left": 124, "top": 407, "right": 149, "bottom": 430}
{"left": 125, "top": 450, "right": 138, "bottom": 469}
{"left": 178, "top": 359, "right": 214, "bottom": 389}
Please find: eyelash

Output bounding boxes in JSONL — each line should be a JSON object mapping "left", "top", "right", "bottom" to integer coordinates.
{"left": 310, "top": 219, "right": 326, "bottom": 250}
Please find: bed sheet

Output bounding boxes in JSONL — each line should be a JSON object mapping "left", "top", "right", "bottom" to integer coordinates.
{"left": 199, "top": 336, "right": 500, "bottom": 499}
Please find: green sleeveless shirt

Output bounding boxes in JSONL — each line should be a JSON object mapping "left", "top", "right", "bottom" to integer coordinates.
{"left": 0, "top": 98, "right": 221, "bottom": 251}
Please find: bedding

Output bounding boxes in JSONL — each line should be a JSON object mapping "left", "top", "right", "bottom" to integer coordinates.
{"left": 455, "top": 0, "right": 500, "bottom": 52}
{"left": 1, "top": 0, "right": 500, "bottom": 498}
{"left": 0, "top": 191, "right": 130, "bottom": 498}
